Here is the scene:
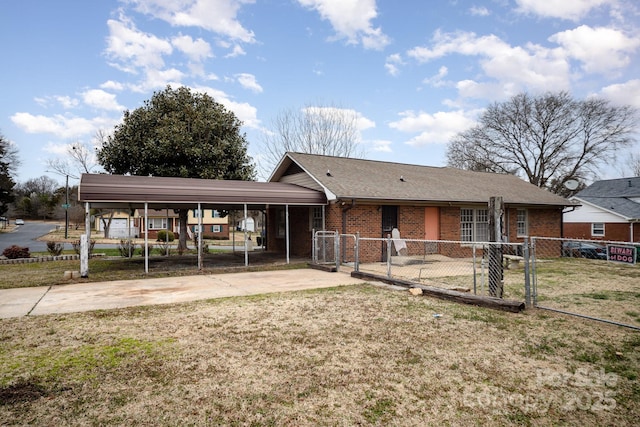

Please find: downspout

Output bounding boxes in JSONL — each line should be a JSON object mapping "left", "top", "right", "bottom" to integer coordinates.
{"left": 341, "top": 199, "right": 355, "bottom": 263}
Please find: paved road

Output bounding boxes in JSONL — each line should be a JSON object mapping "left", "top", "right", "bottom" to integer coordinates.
{"left": 0, "top": 222, "right": 63, "bottom": 253}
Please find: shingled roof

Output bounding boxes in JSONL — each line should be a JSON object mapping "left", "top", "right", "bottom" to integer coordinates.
{"left": 270, "top": 152, "right": 571, "bottom": 207}
{"left": 573, "top": 177, "right": 640, "bottom": 220}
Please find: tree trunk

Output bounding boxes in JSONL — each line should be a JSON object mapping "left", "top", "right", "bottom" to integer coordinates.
{"left": 178, "top": 209, "right": 189, "bottom": 252}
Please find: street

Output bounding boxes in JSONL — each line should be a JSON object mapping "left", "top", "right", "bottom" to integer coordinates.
{"left": 0, "top": 221, "right": 64, "bottom": 253}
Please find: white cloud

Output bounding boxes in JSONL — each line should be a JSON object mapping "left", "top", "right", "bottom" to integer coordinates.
{"left": 407, "top": 30, "right": 571, "bottom": 96}
{"left": 11, "top": 112, "right": 118, "bottom": 139}
{"left": 549, "top": 25, "right": 640, "bottom": 75}
{"left": 100, "top": 80, "right": 125, "bottom": 91}
{"left": 224, "top": 44, "right": 247, "bottom": 58}
{"left": 469, "top": 6, "right": 490, "bottom": 16}
{"left": 105, "top": 16, "right": 173, "bottom": 73}
{"left": 129, "top": 0, "right": 256, "bottom": 43}
{"left": 297, "top": 0, "right": 390, "bottom": 50}
{"left": 599, "top": 79, "right": 640, "bottom": 107}
{"left": 192, "top": 85, "right": 260, "bottom": 128}
{"left": 235, "top": 73, "right": 263, "bottom": 93}
{"left": 389, "top": 110, "right": 478, "bottom": 146}
{"left": 129, "top": 68, "right": 185, "bottom": 92}
{"left": 55, "top": 96, "right": 80, "bottom": 109}
{"left": 515, "top": 0, "right": 609, "bottom": 21}
{"left": 423, "top": 66, "right": 448, "bottom": 87}
{"left": 172, "top": 34, "right": 213, "bottom": 62}
{"left": 385, "top": 53, "right": 404, "bottom": 76}
{"left": 81, "top": 89, "right": 124, "bottom": 111}
{"left": 370, "top": 139, "right": 392, "bottom": 152}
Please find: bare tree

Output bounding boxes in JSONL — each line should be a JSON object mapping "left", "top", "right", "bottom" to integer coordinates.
{"left": 46, "top": 136, "right": 102, "bottom": 178}
{"left": 260, "top": 102, "right": 366, "bottom": 175}
{"left": 447, "top": 91, "right": 638, "bottom": 195}
{"left": 625, "top": 152, "right": 640, "bottom": 176}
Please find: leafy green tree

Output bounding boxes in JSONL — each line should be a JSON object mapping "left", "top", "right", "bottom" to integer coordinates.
{"left": 14, "top": 176, "right": 61, "bottom": 219}
{"left": 447, "top": 91, "right": 638, "bottom": 196}
{"left": 0, "top": 132, "right": 19, "bottom": 216}
{"left": 98, "top": 86, "right": 255, "bottom": 250}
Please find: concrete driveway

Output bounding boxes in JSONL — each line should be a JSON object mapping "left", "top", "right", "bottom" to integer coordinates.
{"left": 0, "top": 269, "right": 368, "bottom": 319}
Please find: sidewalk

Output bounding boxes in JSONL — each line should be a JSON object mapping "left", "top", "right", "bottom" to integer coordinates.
{"left": 0, "top": 269, "right": 368, "bottom": 319}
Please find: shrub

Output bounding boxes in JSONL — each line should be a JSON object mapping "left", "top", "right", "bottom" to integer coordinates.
{"left": 156, "top": 242, "right": 171, "bottom": 256}
{"left": 117, "top": 239, "right": 137, "bottom": 258}
{"left": 2, "top": 245, "right": 30, "bottom": 259}
{"left": 156, "top": 229, "right": 175, "bottom": 242}
{"left": 72, "top": 239, "right": 96, "bottom": 256}
{"left": 46, "top": 241, "right": 64, "bottom": 256}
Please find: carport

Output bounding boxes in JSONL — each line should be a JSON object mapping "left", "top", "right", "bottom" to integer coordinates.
{"left": 77, "top": 174, "right": 327, "bottom": 277}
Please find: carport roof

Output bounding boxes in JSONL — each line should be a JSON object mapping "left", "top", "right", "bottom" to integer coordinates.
{"left": 78, "top": 174, "right": 327, "bottom": 209}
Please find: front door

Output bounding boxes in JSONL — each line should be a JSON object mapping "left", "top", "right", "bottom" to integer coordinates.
{"left": 381, "top": 206, "right": 398, "bottom": 261}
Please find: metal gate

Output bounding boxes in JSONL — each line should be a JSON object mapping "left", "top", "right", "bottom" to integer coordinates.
{"left": 312, "top": 231, "right": 358, "bottom": 271}
{"left": 313, "top": 231, "right": 338, "bottom": 267}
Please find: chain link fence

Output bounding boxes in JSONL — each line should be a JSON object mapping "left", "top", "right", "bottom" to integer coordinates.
{"left": 351, "top": 236, "right": 528, "bottom": 302}
{"left": 531, "top": 237, "right": 640, "bottom": 329}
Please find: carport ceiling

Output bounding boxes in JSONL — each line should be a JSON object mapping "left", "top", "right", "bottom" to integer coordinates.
{"left": 78, "top": 174, "right": 327, "bottom": 210}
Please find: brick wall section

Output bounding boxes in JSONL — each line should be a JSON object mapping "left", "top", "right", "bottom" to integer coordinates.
{"left": 563, "top": 222, "right": 636, "bottom": 242}
{"left": 273, "top": 203, "right": 564, "bottom": 260}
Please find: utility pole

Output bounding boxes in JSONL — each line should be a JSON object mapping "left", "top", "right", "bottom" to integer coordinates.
{"left": 65, "top": 174, "right": 69, "bottom": 239}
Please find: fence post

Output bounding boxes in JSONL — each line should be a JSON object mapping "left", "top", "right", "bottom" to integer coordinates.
{"left": 531, "top": 237, "right": 537, "bottom": 306}
{"left": 335, "top": 230, "right": 340, "bottom": 272}
{"left": 311, "top": 228, "right": 316, "bottom": 264}
{"left": 355, "top": 232, "right": 360, "bottom": 272}
{"left": 386, "top": 234, "right": 392, "bottom": 278}
{"left": 523, "top": 238, "right": 531, "bottom": 308}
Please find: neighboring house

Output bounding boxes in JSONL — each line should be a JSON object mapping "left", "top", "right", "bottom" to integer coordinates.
{"left": 94, "top": 209, "right": 136, "bottom": 238}
{"left": 563, "top": 177, "right": 640, "bottom": 242}
{"left": 268, "top": 152, "right": 572, "bottom": 261}
{"left": 187, "top": 208, "right": 229, "bottom": 239}
{"left": 133, "top": 208, "right": 229, "bottom": 240}
{"left": 134, "top": 209, "right": 179, "bottom": 240}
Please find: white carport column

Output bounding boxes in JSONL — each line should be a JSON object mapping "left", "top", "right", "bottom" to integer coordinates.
{"left": 198, "top": 203, "right": 203, "bottom": 270}
{"left": 286, "top": 204, "right": 290, "bottom": 264}
{"left": 80, "top": 202, "right": 90, "bottom": 278}
{"left": 144, "top": 203, "right": 149, "bottom": 274}
{"left": 244, "top": 203, "right": 248, "bottom": 267}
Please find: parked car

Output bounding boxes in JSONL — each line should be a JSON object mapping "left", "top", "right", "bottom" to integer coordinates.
{"left": 562, "top": 241, "right": 607, "bottom": 259}
{"left": 15, "top": 219, "right": 24, "bottom": 225}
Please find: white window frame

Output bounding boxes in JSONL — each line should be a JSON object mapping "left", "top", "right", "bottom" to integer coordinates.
{"left": 211, "top": 225, "right": 222, "bottom": 233}
{"left": 517, "top": 209, "right": 528, "bottom": 237}
{"left": 147, "top": 218, "right": 167, "bottom": 230}
{"left": 460, "top": 208, "right": 488, "bottom": 242}
{"left": 591, "top": 222, "right": 605, "bottom": 237}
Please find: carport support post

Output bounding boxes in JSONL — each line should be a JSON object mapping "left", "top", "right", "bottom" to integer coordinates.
{"left": 286, "top": 204, "right": 290, "bottom": 264}
{"left": 80, "top": 202, "right": 90, "bottom": 278}
{"left": 144, "top": 203, "right": 149, "bottom": 274}
{"left": 198, "top": 203, "right": 203, "bottom": 270}
{"left": 244, "top": 204, "right": 248, "bottom": 267}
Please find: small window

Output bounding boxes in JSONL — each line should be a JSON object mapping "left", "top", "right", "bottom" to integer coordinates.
{"left": 592, "top": 223, "right": 605, "bottom": 236}
{"left": 310, "top": 207, "right": 323, "bottom": 231}
{"left": 147, "top": 218, "right": 167, "bottom": 229}
{"left": 211, "top": 225, "right": 222, "bottom": 233}
{"left": 517, "top": 209, "right": 528, "bottom": 237}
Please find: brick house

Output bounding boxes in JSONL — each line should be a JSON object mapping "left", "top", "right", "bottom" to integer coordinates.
{"left": 563, "top": 177, "right": 640, "bottom": 242}
{"left": 133, "top": 208, "right": 230, "bottom": 240}
{"left": 268, "top": 152, "right": 571, "bottom": 261}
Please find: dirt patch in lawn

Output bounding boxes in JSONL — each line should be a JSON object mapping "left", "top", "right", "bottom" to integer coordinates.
{"left": 1, "top": 284, "right": 638, "bottom": 426}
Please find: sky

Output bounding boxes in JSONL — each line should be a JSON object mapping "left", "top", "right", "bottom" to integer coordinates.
{"left": 2, "top": 0, "right": 639, "bottom": 186}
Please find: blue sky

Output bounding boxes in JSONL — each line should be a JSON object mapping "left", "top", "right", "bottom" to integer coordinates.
{"left": 2, "top": 0, "right": 639, "bottom": 185}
